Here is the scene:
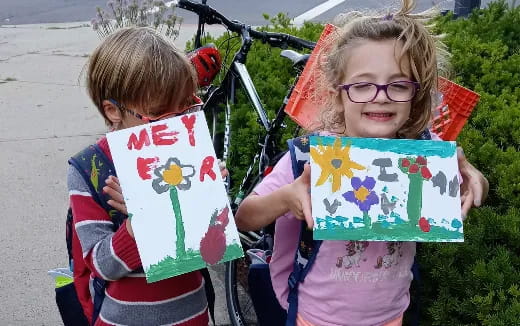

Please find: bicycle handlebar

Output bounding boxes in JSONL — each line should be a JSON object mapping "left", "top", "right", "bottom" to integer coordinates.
{"left": 175, "top": 0, "right": 316, "bottom": 50}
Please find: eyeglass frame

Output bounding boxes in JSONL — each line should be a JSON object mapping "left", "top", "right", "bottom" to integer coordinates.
{"left": 108, "top": 98, "right": 203, "bottom": 123}
{"left": 337, "top": 81, "right": 420, "bottom": 103}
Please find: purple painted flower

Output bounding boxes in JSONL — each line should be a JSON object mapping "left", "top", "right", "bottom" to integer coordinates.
{"left": 342, "top": 176, "right": 379, "bottom": 212}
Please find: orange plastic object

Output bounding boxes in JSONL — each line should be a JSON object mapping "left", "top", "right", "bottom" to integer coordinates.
{"left": 285, "top": 25, "right": 480, "bottom": 141}
{"left": 431, "top": 77, "right": 480, "bottom": 141}
{"left": 284, "top": 24, "right": 337, "bottom": 129}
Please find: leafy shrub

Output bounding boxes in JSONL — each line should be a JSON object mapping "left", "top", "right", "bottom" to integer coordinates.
{"left": 417, "top": 1, "right": 520, "bottom": 324}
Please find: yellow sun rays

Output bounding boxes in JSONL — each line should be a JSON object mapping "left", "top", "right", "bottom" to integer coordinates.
{"left": 310, "top": 138, "right": 365, "bottom": 192}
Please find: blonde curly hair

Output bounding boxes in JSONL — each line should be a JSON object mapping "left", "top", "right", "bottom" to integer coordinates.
{"left": 316, "top": 0, "right": 449, "bottom": 138}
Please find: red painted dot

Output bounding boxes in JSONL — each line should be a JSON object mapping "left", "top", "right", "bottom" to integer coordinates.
{"left": 409, "top": 164, "right": 419, "bottom": 174}
{"left": 421, "top": 166, "right": 432, "bottom": 179}
{"left": 416, "top": 156, "right": 427, "bottom": 165}
{"left": 419, "top": 217, "right": 431, "bottom": 232}
{"left": 402, "top": 158, "right": 411, "bottom": 167}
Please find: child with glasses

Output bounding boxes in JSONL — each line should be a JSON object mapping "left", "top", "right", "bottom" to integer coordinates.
{"left": 234, "top": 0, "right": 488, "bottom": 325}
{"left": 67, "top": 27, "right": 211, "bottom": 325}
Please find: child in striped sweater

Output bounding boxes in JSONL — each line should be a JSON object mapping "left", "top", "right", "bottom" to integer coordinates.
{"left": 68, "top": 27, "right": 209, "bottom": 325}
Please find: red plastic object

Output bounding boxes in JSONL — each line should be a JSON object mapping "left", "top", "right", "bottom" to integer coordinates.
{"left": 284, "top": 25, "right": 480, "bottom": 141}
{"left": 431, "top": 77, "right": 480, "bottom": 141}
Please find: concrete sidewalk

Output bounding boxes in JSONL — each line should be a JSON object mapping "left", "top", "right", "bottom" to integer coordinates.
{"left": 0, "top": 22, "right": 228, "bottom": 325}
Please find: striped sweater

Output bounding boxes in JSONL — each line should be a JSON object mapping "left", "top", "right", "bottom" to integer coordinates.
{"left": 67, "top": 138, "right": 209, "bottom": 326}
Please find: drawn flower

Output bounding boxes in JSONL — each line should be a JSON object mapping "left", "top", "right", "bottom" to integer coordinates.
{"left": 150, "top": 157, "right": 195, "bottom": 259}
{"left": 152, "top": 157, "right": 195, "bottom": 194}
{"left": 342, "top": 177, "right": 379, "bottom": 212}
{"left": 310, "top": 138, "right": 365, "bottom": 192}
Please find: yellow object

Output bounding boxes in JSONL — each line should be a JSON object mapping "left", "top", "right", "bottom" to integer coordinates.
{"left": 310, "top": 138, "right": 365, "bottom": 192}
{"left": 163, "top": 164, "right": 183, "bottom": 185}
{"left": 55, "top": 275, "right": 74, "bottom": 288}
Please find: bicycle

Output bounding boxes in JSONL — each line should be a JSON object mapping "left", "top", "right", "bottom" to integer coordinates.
{"left": 175, "top": 1, "right": 316, "bottom": 325}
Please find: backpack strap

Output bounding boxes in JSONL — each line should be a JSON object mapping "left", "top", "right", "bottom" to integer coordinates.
{"left": 68, "top": 143, "right": 126, "bottom": 229}
{"left": 285, "top": 134, "right": 323, "bottom": 326}
{"left": 68, "top": 143, "right": 127, "bottom": 325}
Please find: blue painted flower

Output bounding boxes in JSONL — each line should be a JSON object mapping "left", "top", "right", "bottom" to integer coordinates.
{"left": 342, "top": 176, "right": 379, "bottom": 212}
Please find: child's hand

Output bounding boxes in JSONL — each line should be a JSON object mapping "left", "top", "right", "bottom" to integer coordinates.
{"left": 285, "top": 164, "right": 313, "bottom": 228}
{"left": 218, "top": 159, "right": 229, "bottom": 179}
{"left": 458, "top": 147, "right": 489, "bottom": 219}
{"left": 103, "top": 176, "right": 128, "bottom": 216}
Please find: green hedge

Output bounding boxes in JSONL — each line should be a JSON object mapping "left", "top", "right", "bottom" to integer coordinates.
{"left": 190, "top": 2, "right": 520, "bottom": 324}
{"left": 418, "top": 2, "right": 520, "bottom": 324}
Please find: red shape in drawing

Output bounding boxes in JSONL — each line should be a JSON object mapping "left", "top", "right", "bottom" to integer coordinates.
{"left": 420, "top": 166, "right": 432, "bottom": 180}
{"left": 151, "top": 124, "right": 179, "bottom": 146}
{"left": 200, "top": 156, "right": 217, "bottom": 182}
{"left": 409, "top": 164, "right": 419, "bottom": 174}
{"left": 136, "top": 157, "right": 159, "bottom": 180}
{"left": 181, "top": 114, "right": 197, "bottom": 146}
{"left": 216, "top": 207, "right": 229, "bottom": 227}
{"left": 419, "top": 217, "right": 431, "bottom": 232}
{"left": 416, "top": 156, "right": 427, "bottom": 165}
{"left": 200, "top": 206, "right": 230, "bottom": 265}
{"left": 401, "top": 158, "right": 411, "bottom": 168}
{"left": 127, "top": 128, "right": 150, "bottom": 150}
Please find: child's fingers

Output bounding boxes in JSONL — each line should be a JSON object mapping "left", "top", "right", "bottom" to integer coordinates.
{"left": 103, "top": 185, "right": 124, "bottom": 204}
{"left": 220, "top": 168, "right": 229, "bottom": 178}
{"left": 106, "top": 176, "right": 122, "bottom": 193}
{"left": 461, "top": 189, "right": 473, "bottom": 220}
{"left": 302, "top": 195, "right": 313, "bottom": 228}
{"left": 107, "top": 199, "right": 128, "bottom": 216}
{"left": 301, "top": 164, "right": 311, "bottom": 187}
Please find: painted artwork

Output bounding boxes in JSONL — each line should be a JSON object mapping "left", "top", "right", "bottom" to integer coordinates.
{"left": 106, "top": 111, "right": 243, "bottom": 283}
{"left": 310, "top": 136, "right": 463, "bottom": 242}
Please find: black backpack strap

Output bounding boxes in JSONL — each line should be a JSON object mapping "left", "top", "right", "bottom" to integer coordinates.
{"left": 285, "top": 134, "right": 322, "bottom": 326}
{"left": 200, "top": 268, "right": 215, "bottom": 325}
{"left": 68, "top": 143, "right": 127, "bottom": 325}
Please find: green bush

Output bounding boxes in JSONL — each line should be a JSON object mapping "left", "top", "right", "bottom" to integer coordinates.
{"left": 189, "top": 2, "right": 520, "bottom": 324}
{"left": 418, "top": 1, "right": 520, "bottom": 324}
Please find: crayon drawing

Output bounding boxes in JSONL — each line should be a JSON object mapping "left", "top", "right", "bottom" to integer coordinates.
{"left": 310, "top": 136, "right": 463, "bottom": 242}
{"left": 107, "top": 111, "right": 243, "bottom": 283}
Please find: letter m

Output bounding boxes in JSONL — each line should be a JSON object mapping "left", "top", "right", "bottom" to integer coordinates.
{"left": 127, "top": 129, "right": 150, "bottom": 150}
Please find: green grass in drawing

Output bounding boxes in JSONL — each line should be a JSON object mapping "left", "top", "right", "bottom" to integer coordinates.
{"left": 145, "top": 243, "right": 244, "bottom": 283}
{"left": 315, "top": 216, "right": 463, "bottom": 242}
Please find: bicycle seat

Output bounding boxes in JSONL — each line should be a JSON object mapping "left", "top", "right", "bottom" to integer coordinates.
{"left": 280, "top": 50, "right": 310, "bottom": 67}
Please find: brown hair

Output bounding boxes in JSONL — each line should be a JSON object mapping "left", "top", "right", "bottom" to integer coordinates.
{"left": 317, "top": 0, "right": 449, "bottom": 138}
{"left": 86, "top": 27, "right": 197, "bottom": 125}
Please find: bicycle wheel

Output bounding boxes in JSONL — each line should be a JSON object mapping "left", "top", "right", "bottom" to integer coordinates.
{"left": 225, "top": 255, "right": 258, "bottom": 326}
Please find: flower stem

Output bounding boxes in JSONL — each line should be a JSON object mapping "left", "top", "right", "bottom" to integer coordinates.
{"left": 363, "top": 211, "right": 371, "bottom": 228}
{"left": 407, "top": 174, "right": 423, "bottom": 228}
{"left": 170, "top": 186, "right": 186, "bottom": 258}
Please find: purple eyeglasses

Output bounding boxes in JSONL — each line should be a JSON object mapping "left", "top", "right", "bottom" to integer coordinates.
{"left": 338, "top": 81, "right": 420, "bottom": 103}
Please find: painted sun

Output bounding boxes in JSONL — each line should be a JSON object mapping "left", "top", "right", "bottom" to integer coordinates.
{"left": 310, "top": 137, "right": 365, "bottom": 192}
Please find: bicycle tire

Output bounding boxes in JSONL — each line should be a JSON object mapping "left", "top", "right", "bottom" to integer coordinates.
{"left": 225, "top": 257, "right": 257, "bottom": 326}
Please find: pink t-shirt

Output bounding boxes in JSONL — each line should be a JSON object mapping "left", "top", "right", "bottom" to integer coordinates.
{"left": 255, "top": 153, "right": 416, "bottom": 326}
